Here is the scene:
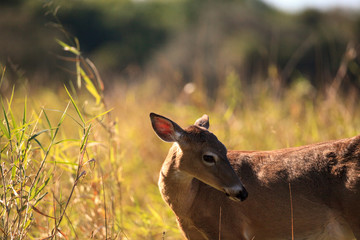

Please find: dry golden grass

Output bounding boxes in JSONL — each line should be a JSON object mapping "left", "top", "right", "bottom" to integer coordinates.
{"left": 1, "top": 40, "right": 359, "bottom": 240}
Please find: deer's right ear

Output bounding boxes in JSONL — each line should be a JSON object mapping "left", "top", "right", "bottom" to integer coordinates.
{"left": 150, "top": 113, "right": 184, "bottom": 142}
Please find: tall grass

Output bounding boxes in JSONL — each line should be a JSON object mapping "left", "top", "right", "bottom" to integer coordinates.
{"left": 1, "top": 37, "right": 360, "bottom": 240}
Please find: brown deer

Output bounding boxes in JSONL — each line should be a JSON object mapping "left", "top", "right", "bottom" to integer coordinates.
{"left": 150, "top": 113, "right": 360, "bottom": 240}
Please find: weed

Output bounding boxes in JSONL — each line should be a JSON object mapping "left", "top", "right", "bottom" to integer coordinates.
{"left": 1, "top": 35, "right": 359, "bottom": 239}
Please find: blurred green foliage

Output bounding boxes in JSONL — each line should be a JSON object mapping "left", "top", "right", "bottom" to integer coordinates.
{"left": 0, "top": 0, "right": 360, "bottom": 96}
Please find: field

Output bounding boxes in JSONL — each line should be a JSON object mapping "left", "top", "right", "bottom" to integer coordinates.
{"left": 1, "top": 40, "right": 360, "bottom": 240}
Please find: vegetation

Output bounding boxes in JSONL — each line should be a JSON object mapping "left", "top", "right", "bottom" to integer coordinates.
{"left": 1, "top": 0, "right": 360, "bottom": 239}
{"left": 0, "top": 39, "right": 180, "bottom": 239}
{"left": 1, "top": 37, "right": 360, "bottom": 239}
{"left": 1, "top": 0, "right": 360, "bottom": 91}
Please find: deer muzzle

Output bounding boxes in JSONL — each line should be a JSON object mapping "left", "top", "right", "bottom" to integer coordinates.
{"left": 224, "top": 185, "right": 248, "bottom": 202}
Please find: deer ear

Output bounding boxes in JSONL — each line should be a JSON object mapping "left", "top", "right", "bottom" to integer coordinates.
{"left": 150, "top": 113, "right": 184, "bottom": 142}
{"left": 194, "top": 114, "right": 209, "bottom": 129}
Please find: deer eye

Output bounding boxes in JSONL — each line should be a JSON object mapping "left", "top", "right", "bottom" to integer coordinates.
{"left": 202, "top": 154, "right": 216, "bottom": 165}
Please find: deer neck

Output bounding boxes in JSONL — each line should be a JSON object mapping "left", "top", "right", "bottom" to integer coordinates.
{"left": 158, "top": 143, "right": 199, "bottom": 217}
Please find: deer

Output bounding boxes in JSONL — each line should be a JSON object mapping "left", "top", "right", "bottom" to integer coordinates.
{"left": 150, "top": 113, "right": 360, "bottom": 240}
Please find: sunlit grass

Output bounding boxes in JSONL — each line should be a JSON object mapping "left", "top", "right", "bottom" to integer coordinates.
{"left": 1, "top": 41, "right": 360, "bottom": 239}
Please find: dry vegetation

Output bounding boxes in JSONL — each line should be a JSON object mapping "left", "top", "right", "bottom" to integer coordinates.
{"left": 1, "top": 36, "right": 360, "bottom": 240}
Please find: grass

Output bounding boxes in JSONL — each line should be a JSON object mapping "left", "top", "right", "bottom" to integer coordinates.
{"left": 1, "top": 38, "right": 360, "bottom": 240}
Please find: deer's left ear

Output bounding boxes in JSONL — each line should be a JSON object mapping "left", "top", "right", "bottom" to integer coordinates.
{"left": 150, "top": 113, "right": 185, "bottom": 142}
{"left": 194, "top": 114, "right": 209, "bottom": 129}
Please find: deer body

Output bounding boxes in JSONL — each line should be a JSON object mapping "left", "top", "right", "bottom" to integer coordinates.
{"left": 150, "top": 113, "right": 360, "bottom": 240}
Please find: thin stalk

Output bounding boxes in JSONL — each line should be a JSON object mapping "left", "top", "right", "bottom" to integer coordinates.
{"left": 99, "top": 164, "right": 108, "bottom": 239}
{"left": 52, "top": 125, "right": 90, "bottom": 238}
{"left": 0, "top": 161, "right": 9, "bottom": 238}
{"left": 21, "top": 102, "right": 70, "bottom": 238}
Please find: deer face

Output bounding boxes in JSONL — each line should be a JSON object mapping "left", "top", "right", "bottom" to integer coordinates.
{"left": 150, "top": 113, "right": 248, "bottom": 202}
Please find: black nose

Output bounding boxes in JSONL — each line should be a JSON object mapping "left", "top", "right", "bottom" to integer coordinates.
{"left": 237, "top": 188, "right": 248, "bottom": 201}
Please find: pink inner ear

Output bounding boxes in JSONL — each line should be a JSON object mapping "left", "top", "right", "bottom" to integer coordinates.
{"left": 155, "top": 117, "right": 174, "bottom": 136}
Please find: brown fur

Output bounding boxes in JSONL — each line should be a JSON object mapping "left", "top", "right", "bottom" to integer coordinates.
{"left": 151, "top": 113, "right": 360, "bottom": 240}
{"left": 225, "top": 135, "right": 360, "bottom": 239}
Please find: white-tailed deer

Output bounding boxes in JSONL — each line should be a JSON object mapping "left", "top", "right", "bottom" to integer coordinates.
{"left": 150, "top": 113, "right": 360, "bottom": 240}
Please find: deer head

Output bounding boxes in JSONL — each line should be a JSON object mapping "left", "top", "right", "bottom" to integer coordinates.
{"left": 150, "top": 113, "right": 248, "bottom": 201}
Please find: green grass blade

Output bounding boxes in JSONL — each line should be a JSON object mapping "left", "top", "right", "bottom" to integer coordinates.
{"left": 64, "top": 86, "right": 85, "bottom": 125}
{"left": 6, "top": 85, "right": 16, "bottom": 138}
{"left": 76, "top": 57, "right": 81, "bottom": 88}
{"left": 30, "top": 177, "right": 40, "bottom": 200}
{"left": 42, "top": 109, "right": 53, "bottom": 139}
{"left": 8, "top": 85, "right": 15, "bottom": 108}
{"left": 23, "top": 219, "right": 31, "bottom": 232}
{"left": 42, "top": 107, "right": 83, "bottom": 128}
{"left": 51, "top": 102, "right": 70, "bottom": 144}
{"left": 34, "top": 176, "right": 52, "bottom": 199}
{"left": 75, "top": 38, "right": 81, "bottom": 88}
{"left": 80, "top": 67, "right": 101, "bottom": 104}
{"left": 0, "top": 120, "right": 10, "bottom": 139}
{"left": 86, "top": 108, "right": 113, "bottom": 124}
{"left": 0, "top": 66, "right": 5, "bottom": 88}
{"left": 32, "top": 138, "right": 45, "bottom": 152}
{"left": 19, "top": 96, "right": 27, "bottom": 143}
{"left": 54, "top": 138, "right": 80, "bottom": 145}
{"left": 23, "top": 96, "right": 27, "bottom": 125}
{"left": 56, "top": 39, "right": 81, "bottom": 56}
{"left": 1, "top": 99, "right": 11, "bottom": 139}
{"left": 56, "top": 38, "right": 81, "bottom": 87}
{"left": 68, "top": 80, "right": 77, "bottom": 96}
{"left": 28, "top": 129, "right": 50, "bottom": 142}
{"left": 80, "top": 123, "right": 92, "bottom": 151}
{"left": 8, "top": 91, "right": 19, "bottom": 141}
{"left": 34, "top": 192, "right": 48, "bottom": 206}
{"left": 0, "top": 141, "right": 9, "bottom": 153}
